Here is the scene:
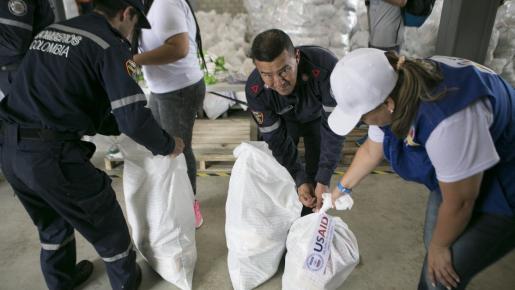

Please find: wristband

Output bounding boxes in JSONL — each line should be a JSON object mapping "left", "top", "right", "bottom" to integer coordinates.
{"left": 337, "top": 182, "right": 352, "bottom": 195}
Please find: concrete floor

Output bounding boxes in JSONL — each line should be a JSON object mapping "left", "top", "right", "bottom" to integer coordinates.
{"left": 1, "top": 153, "right": 514, "bottom": 290}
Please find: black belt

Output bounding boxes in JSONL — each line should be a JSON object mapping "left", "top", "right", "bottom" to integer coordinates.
{"left": 0, "top": 123, "right": 81, "bottom": 141}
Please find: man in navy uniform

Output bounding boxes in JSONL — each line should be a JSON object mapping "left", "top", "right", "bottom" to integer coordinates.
{"left": 246, "top": 29, "right": 345, "bottom": 215}
{"left": 0, "top": 0, "right": 54, "bottom": 97}
{"left": 0, "top": 0, "right": 184, "bottom": 289}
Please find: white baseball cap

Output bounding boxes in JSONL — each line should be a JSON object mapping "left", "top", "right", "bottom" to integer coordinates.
{"left": 328, "top": 48, "right": 398, "bottom": 136}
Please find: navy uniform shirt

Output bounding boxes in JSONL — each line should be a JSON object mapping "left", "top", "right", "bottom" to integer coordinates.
{"left": 246, "top": 46, "right": 344, "bottom": 187}
{"left": 0, "top": 0, "right": 54, "bottom": 66}
{"left": 0, "top": 12, "right": 174, "bottom": 156}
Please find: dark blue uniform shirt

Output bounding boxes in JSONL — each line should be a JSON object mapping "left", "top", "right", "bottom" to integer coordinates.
{"left": 0, "top": 12, "right": 174, "bottom": 156}
{"left": 0, "top": 0, "right": 54, "bottom": 66}
{"left": 246, "top": 46, "right": 344, "bottom": 187}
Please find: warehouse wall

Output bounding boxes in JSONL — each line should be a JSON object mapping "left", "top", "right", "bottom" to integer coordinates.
{"left": 194, "top": 0, "right": 246, "bottom": 14}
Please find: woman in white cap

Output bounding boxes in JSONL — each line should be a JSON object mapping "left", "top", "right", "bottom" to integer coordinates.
{"left": 321, "top": 48, "right": 515, "bottom": 290}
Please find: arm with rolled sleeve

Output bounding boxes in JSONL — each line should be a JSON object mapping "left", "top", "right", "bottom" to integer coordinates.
{"left": 99, "top": 45, "right": 174, "bottom": 156}
{"left": 316, "top": 75, "right": 345, "bottom": 186}
{"left": 246, "top": 87, "right": 308, "bottom": 188}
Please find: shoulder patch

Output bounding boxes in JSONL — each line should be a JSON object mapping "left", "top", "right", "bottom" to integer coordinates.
{"left": 8, "top": 0, "right": 27, "bottom": 16}
{"left": 404, "top": 126, "right": 420, "bottom": 147}
{"left": 252, "top": 111, "right": 264, "bottom": 125}
{"left": 250, "top": 84, "right": 260, "bottom": 94}
{"left": 125, "top": 59, "right": 139, "bottom": 82}
{"left": 312, "top": 68, "right": 321, "bottom": 78}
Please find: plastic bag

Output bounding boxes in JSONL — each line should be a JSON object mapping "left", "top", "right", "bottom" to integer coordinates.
{"left": 120, "top": 140, "right": 196, "bottom": 290}
{"left": 282, "top": 195, "right": 359, "bottom": 290}
{"left": 203, "top": 92, "right": 234, "bottom": 120}
{"left": 226, "top": 142, "right": 302, "bottom": 290}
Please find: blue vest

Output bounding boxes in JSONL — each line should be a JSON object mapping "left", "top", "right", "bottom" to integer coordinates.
{"left": 382, "top": 57, "right": 515, "bottom": 216}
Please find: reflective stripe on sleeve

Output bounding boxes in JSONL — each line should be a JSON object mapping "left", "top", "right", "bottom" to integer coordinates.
{"left": 110, "top": 94, "right": 147, "bottom": 110}
{"left": 258, "top": 120, "right": 281, "bottom": 133}
{"left": 322, "top": 105, "right": 335, "bottom": 113}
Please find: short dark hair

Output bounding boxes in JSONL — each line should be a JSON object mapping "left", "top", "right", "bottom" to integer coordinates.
{"left": 250, "top": 29, "right": 295, "bottom": 62}
{"left": 94, "top": 0, "right": 130, "bottom": 18}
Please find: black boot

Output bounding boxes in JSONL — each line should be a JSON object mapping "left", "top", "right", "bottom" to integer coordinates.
{"left": 71, "top": 260, "right": 93, "bottom": 288}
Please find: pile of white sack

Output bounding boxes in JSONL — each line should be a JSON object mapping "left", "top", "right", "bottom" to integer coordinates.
{"left": 226, "top": 142, "right": 359, "bottom": 290}
{"left": 197, "top": 10, "right": 254, "bottom": 79}
{"left": 241, "top": 0, "right": 514, "bottom": 86}
{"left": 401, "top": 0, "right": 514, "bottom": 86}
{"left": 484, "top": 0, "right": 515, "bottom": 86}
{"left": 243, "top": 0, "right": 361, "bottom": 58}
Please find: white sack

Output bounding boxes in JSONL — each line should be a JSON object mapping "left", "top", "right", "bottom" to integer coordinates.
{"left": 203, "top": 92, "right": 234, "bottom": 120}
{"left": 282, "top": 197, "right": 359, "bottom": 290}
{"left": 120, "top": 141, "right": 196, "bottom": 290}
{"left": 226, "top": 142, "right": 302, "bottom": 290}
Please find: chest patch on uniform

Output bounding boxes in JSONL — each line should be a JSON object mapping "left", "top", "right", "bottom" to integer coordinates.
{"left": 252, "top": 111, "right": 264, "bottom": 125}
{"left": 8, "top": 0, "right": 27, "bottom": 16}
{"left": 312, "top": 68, "right": 321, "bottom": 78}
{"left": 404, "top": 126, "right": 420, "bottom": 146}
{"left": 125, "top": 59, "right": 139, "bottom": 81}
{"left": 250, "top": 84, "right": 260, "bottom": 94}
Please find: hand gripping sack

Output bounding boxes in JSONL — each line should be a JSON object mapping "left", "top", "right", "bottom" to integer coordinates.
{"left": 282, "top": 196, "right": 359, "bottom": 290}
{"left": 226, "top": 142, "right": 302, "bottom": 290}
{"left": 121, "top": 141, "right": 196, "bottom": 290}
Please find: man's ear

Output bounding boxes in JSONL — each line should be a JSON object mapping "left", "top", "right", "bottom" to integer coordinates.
{"left": 295, "top": 49, "right": 300, "bottom": 63}
{"left": 121, "top": 6, "right": 135, "bottom": 22}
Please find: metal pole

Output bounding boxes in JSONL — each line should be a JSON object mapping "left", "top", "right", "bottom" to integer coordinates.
{"left": 435, "top": 0, "right": 502, "bottom": 64}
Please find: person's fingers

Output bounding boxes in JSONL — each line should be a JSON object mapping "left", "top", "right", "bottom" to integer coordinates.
{"left": 316, "top": 195, "right": 323, "bottom": 210}
{"left": 428, "top": 265, "right": 437, "bottom": 288}
{"left": 442, "top": 265, "right": 459, "bottom": 288}
{"left": 447, "top": 265, "right": 460, "bottom": 284}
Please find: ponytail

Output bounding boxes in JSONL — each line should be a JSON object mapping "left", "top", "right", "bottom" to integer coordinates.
{"left": 385, "top": 51, "right": 444, "bottom": 138}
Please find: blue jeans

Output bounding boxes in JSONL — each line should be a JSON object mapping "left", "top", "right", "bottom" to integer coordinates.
{"left": 418, "top": 191, "right": 515, "bottom": 289}
{"left": 148, "top": 79, "right": 205, "bottom": 194}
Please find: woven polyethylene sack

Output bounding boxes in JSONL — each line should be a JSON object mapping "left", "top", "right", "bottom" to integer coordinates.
{"left": 282, "top": 213, "right": 359, "bottom": 290}
{"left": 121, "top": 141, "right": 196, "bottom": 290}
{"left": 226, "top": 142, "right": 302, "bottom": 290}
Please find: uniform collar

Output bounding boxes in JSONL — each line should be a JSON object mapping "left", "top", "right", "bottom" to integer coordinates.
{"left": 90, "top": 12, "right": 132, "bottom": 47}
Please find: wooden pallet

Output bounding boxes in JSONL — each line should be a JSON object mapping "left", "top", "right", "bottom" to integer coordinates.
{"left": 103, "top": 117, "right": 387, "bottom": 174}
{"left": 193, "top": 117, "right": 250, "bottom": 171}
{"left": 192, "top": 120, "right": 378, "bottom": 173}
{"left": 104, "top": 154, "right": 124, "bottom": 171}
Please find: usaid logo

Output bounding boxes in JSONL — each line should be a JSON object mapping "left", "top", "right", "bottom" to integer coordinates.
{"left": 304, "top": 215, "right": 333, "bottom": 272}
{"left": 8, "top": 0, "right": 27, "bottom": 16}
{"left": 314, "top": 216, "right": 330, "bottom": 252}
{"left": 305, "top": 253, "right": 324, "bottom": 271}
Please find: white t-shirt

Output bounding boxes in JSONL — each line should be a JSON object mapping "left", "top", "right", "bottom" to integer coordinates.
{"left": 139, "top": 0, "right": 203, "bottom": 93}
{"left": 368, "top": 97, "right": 500, "bottom": 183}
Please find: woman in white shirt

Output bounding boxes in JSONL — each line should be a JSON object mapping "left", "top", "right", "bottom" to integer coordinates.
{"left": 323, "top": 48, "right": 515, "bottom": 290}
{"left": 133, "top": 0, "right": 205, "bottom": 228}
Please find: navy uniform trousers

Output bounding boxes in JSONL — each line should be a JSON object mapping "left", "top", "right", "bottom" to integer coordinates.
{"left": 0, "top": 67, "right": 16, "bottom": 97}
{"left": 0, "top": 124, "right": 138, "bottom": 290}
{"left": 285, "top": 118, "right": 321, "bottom": 216}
